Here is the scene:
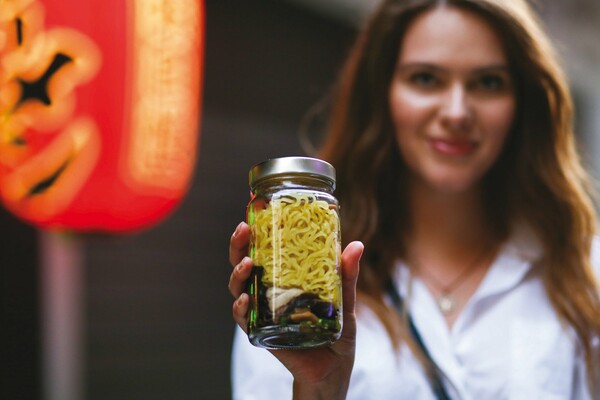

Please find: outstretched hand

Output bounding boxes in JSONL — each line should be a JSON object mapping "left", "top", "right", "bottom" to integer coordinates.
{"left": 228, "top": 222, "right": 363, "bottom": 400}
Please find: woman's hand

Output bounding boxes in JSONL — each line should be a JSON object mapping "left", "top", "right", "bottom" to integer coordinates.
{"left": 228, "top": 221, "right": 363, "bottom": 400}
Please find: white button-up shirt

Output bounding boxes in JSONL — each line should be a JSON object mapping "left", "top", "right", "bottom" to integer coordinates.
{"left": 231, "top": 231, "right": 600, "bottom": 399}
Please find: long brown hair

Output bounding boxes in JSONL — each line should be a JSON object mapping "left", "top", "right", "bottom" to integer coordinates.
{"left": 318, "top": 0, "right": 600, "bottom": 386}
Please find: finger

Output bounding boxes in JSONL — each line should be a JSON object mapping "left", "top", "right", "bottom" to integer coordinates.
{"left": 232, "top": 293, "right": 250, "bottom": 333}
{"left": 229, "top": 222, "right": 250, "bottom": 266}
{"left": 339, "top": 241, "right": 363, "bottom": 343}
{"left": 228, "top": 256, "right": 253, "bottom": 298}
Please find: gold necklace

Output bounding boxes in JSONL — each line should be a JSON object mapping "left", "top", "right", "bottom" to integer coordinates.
{"left": 412, "top": 245, "right": 497, "bottom": 315}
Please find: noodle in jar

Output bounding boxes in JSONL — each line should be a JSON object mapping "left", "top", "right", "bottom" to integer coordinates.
{"left": 252, "top": 191, "right": 341, "bottom": 303}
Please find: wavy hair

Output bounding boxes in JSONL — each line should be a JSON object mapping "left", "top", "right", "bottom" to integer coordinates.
{"left": 317, "top": 0, "right": 600, "bottom": 387}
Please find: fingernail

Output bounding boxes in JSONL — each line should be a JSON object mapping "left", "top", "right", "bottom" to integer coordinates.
{"left": 235, "top": 257, "right": 250, "bottom": 274}
{"left": 236, "top": 294, "right": 245, "bottom": 307}
{"left": 232, "top": 222, "right": 243, "bottom": 238}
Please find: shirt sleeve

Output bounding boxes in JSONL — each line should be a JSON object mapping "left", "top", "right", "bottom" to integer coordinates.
{"left": 231, "top": 326, "right": 294, "bottom": 400}
{"left": 576, "top": 235, "right": 600, "bottom": 399}
{"left": 591, "top": 236, "right": 600, "bottom": 279}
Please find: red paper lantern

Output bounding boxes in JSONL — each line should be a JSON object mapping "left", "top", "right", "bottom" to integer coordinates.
{"left": 0, "top": 0, "right": 204, "bottom": 232}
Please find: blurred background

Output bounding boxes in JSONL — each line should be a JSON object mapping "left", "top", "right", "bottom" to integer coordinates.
{"left": 2, "top": 0, "right": 599, "bottom": 399}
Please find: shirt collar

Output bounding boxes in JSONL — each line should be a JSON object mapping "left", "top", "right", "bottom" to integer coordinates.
{"left": 468, "top": 221, "right": 543, "bottom": 301}
{"left": 393, "top": 221, "right": 543, "bottom": 301}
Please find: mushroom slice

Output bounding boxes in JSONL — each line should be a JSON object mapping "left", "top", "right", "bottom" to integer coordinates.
{"left": 265, "top": 287, "right": 303, "bottom": 315}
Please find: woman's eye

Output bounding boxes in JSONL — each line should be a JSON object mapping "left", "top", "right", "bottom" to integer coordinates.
{"left": 410, "top": 72, "right": 438, "bottom": 87}
{"left": 477, "top": 75, "right": 505, "bottom": 91}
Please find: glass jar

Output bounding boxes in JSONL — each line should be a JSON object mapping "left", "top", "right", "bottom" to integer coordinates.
{"left": 246, "top": 156, "right": 342, "bottom": 349}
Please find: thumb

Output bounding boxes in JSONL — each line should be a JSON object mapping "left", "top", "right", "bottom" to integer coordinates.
{"left": 340, "top": 241, "right": 363, "bottom": 342}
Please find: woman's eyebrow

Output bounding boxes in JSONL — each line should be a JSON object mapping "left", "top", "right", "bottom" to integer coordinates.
{"left": 472, "top": 64, "right": 512, "bottom": 73}
{"left": 395, "top": 62, "right": 444, "bottom": 72}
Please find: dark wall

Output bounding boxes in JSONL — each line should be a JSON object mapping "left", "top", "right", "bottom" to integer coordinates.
{"left": 84, "top": 2, "right": 355, "bottom": 399}
{"left": 1, "top": 208, "right": 41, "bottom": 400}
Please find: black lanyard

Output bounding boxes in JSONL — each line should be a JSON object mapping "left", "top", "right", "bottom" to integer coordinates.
{"left": 385, "top": 280, "right": 452, "bottom": 400}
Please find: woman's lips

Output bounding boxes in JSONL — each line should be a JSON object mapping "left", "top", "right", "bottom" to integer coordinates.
{"left": 429, "top": 138, "right": 477, "bottom": 156}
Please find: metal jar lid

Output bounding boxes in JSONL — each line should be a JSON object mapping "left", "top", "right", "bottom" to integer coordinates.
{"left": 249, "top": 156, "right": 336, "bottom": 189}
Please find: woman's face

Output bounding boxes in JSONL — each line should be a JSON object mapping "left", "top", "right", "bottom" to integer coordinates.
{"left": 389, "top": 6, "right": 515, "bottom": 194}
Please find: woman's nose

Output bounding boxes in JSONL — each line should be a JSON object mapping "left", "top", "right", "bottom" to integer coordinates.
{"left": 440, "top": 84, "right": 473, "bottom": 131}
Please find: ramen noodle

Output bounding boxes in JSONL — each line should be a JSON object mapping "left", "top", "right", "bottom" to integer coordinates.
{"left": 252, "top": 192, "right": 341, "bottom": 302}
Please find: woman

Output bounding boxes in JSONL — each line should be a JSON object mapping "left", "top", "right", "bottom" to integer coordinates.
{"left": 229, "top": 0, "right": 600, "bottom": 398}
